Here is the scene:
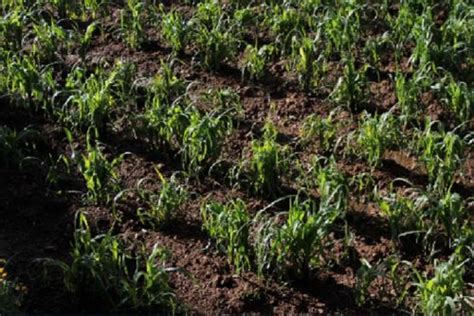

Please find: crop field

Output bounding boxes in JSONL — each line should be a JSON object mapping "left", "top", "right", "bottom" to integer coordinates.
{"left": 1, "top": 0, "right": 473, "bottom": 314}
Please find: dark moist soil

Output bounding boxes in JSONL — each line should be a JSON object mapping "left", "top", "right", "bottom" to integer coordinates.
{"left": 1, "top": 3, "right": 473, "bottom": 314}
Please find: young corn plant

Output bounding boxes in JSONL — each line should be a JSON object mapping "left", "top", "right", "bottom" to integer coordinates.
{"left": 241, "top": 44, "right": 275, "bottom": 82}
{"left": 250, "top": 121, "right": 287, "bottom": 196}
{"left": 388, "top": 0, "right": 417, "bottom": 47}
{"left": 192, "top": 1, "right": 239, "bottom": 70}
{"left": 160, "top": 7, "right": 189, "bottom": 54}
{"left": 181, "top": 110, "right": 232, "bottom": 176}
{"left": 290, "top": 36, "right": 323, "bottom": 92}
{"left": 119, "top": 0, "right": 146, "bottom": 49}
{"left": 255, "top": 196, "right": 342, "bottom": 280}
{"left": 201, "top": 199, "right": 252, "bottom": 272}
{"left": 355, "top": 259, "right": 385, "bottom": 307}
{"left": 140, "top": 97, "right": 190, "bottom": 150}
{"left": 350, "top": 172, "right": 376, "bottom": 201}
{"left": 331, "top": 56, "right": 368, "bottom": 112}
{"left": 193, "top": 0, "right": 222, "bottom": 29}
{"left": 233, "top": 6, "right": 257, "bottom": 28}
{"left": 417, "top": 121, "right": 464, "bottom": 194}
{"left": 47, "top": 0, "right": 79, "bottom": 19}
{"left": 62, "top": 61, "right": 133, "bottom": 132}
{"left": 54, "top": 213, "right": 177, "bottom": 311}
{"left": 432, "top": 190, "right": 466, "bottom": 247}
{"left": 442, "top": 78, "right": 472, "bottom": 126}
{"left": 312, "top": 158, "right": 349, "bottom": 214}
{"left": 193, "top": 22, "right": 238, "bottom": 71}
{"left": 136, "top": 171, "right": 187, "bottom": 228}
{"left": 0, "top": 126, "right": 37, "bottom": 168}
{"left": 300, "top": 113, "right": 338, "bottom": 154}
{"left": 4, "top": 55, "right": 56, "bottom": 110}
{"left": 148, "top": 61, "right": 186, "bottom": 104}
{"left": 63, "top": 70, "right": 114, "bottom": 132}
{"left": 377, "top": 188, "right": 425, "bottom": 242}
{"left": 30, "top": 19, "right": 68, "bottom": 62}
{"left": 356, "top": 111, "right": 400, "bottom": 168}
{"left": 413, "top": 254, "right": 470, "bottom": 315}
{"left": 0, "top": 9, "right": 26, "bottom": 51}
{"left": 438, "top": 2, "right": 473, "bottom": 68}
{"left": 78, "top": 22, "right": 98, "bottom": 60}
{"left": 395, "top": 72, "right": 421, "bottom": 125}
{"left": 66, "top": 130, "right": 123, "bottom": 204}
{"left": 363, "top": 33, "right": 390, "bottom": 68}
{"left": 264, "top": 5, "right": 304, "bottom": 53}
{"left": 409, "top": 10, "right": 434, "bottom": 69}
{"left": 139, "top": 62, "right": 189, "bottom": 149}
{"left": 355, "top": 256, "right": 410, "bottom": 308}
{"left": 324, "top": 6, "right": 360, "bottom": 56}
{"left": 202, "top": 87, "right": 242, "bottom": 115}
{"left": 78, "top": 0, "right": 109, "bottom": 20}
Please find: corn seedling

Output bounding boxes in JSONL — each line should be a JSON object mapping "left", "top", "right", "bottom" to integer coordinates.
{"left": 0, "top": 9, "right": 26, "bottom": 51}
{"left": 148, "top": 61, "right": 186, "bottom": 104}
{"left": 63, "top": 70, "right": 114, "bottom": 132}
{"left": 437, "top": 2, "right": 473, "bottom": 68}
{"left": 181, "top": 110, "right": 232, "bottom": 175}
{"left": 233, "top": 6, "right": 258, "bottom": 28}
{"left": 193, "top": 0, "right": 222, "bottom": 29}
{"left": 377, "top": 188, "right": 425, "bottom": 242}
{"left": 442, "top": 78, "right": 472, "bottom": 126}
{"left": 395, "top": 72, "right": 421, "bottom": 125}
{"left": 141, "top": 97, "right": 189, "bottom": 149}
{"left": 331, "top": 56, "right": 367, "bottom": 112}
{"left": 78, "top": 22, "right": 98, "bottom": 60}
{"left": 355, "top": 256, "right": 411, "bottom": 308}
{"left": 54, "top": 213, "right": 177, "bottom": 311}
{"left": 355, "top": 259, "right": 385, "bottom": 306}
{"left": 264, "top": 5, "right": 304, "bottom": 53}
{"left": 0, "top": 126, "right": 37, "bottom": 168}
{"left": 255, "top": 196, "right": 341, "bottom": 279}
{"left": 201, "top": 87, "right": 242, "bottom": 116}
{"left": 432, "top": 190, "right": 466, "bottom": 247}
{"left": 356, "top": 111, "right": 400, "bottom": 168}
{"left": 119, "top": 0, "right": 146, "bottom": 49}
{"left": 324, "top": 6, "right": 360, "bottom": 56}
{"left": 250, "top": 121, "right": 287, "bottom": 196}
{"left": 312, "top": 158, "right": 348, "bottom": 214}
{"left": 388, "top": 1, "right": 417, "bottom": 46}
{"left": 78, "top": 0, "right": 109, "bottom": 20}
{"left": 300, "top": 113, "right": 338, "bottom": 154}
{"left": 409, "top": 9, "right": 434, "bottom": 69}
{"left": 193, "top": 18, "right": 238, "bottom": 71}
{"left": 190, "top": 0, "right": 239, "bottom": 70}
{"left": 161, "top": 7, "right": 189, "bottom": 54}
{"left": 413, "top": 254, "right": 470, "bottom": 315}
{"left": 139, "top": 62, "right": 189, "bottom": 148}
{"left": 201, "top": 199, "right": 252, "bottom": 272}
{"left": 417, "top": 121, "right": 464, "bottom": 194}
{"left": 241, "top": 44, "right": 274, "bottom": 82}
{"left": 30, "top": 19, "right": 68, "bottom": 62}
{"left": 350, "top": 172, "right": 377, "bottom": 201}
{"left": 289, "top": 36, "right": 323, "bottom": 92}
{"left": 62, "top": 61, "right": 134, "bottom": 132}
{"left": 66, "top": 129, "right": 123, "bottom": 203}
{"left": 363, "top": 33, "right": 390, "bottom": 68}
{"left": 46, "top": 0, "right": 79, "bottom": 19}
{"left": 136, "top": 171, "right": 187, "bottom": 228}
{"left": 3, "top": 54, "right": 56, "bottom": 110}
